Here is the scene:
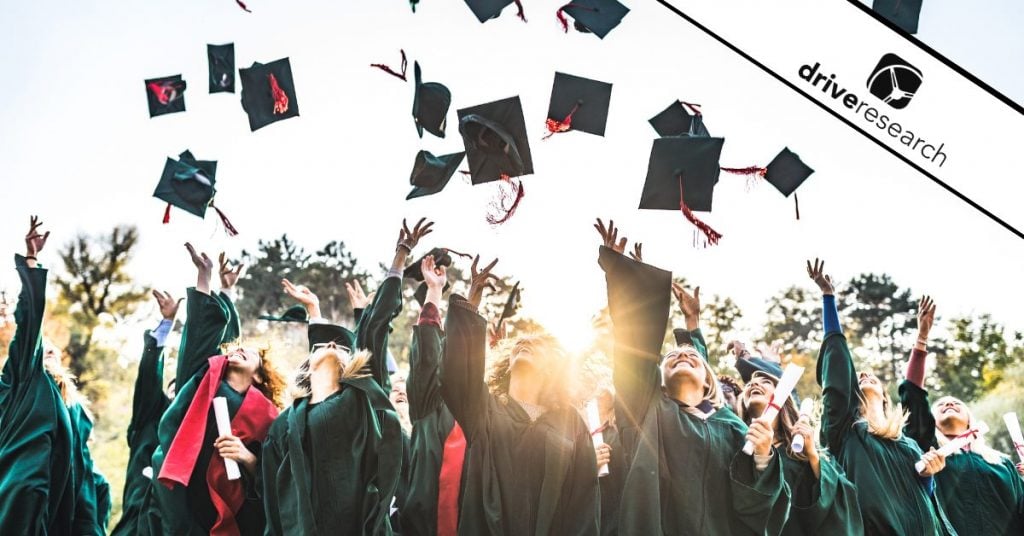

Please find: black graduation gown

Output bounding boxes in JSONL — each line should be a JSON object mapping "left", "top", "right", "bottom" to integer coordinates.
{"left": 0, "top": 255, "right": 76, "bottom": 534}
{"left": 261, "top": 276, "right": 404, "bottom": 536}
{"left": 599, "top": 246, "right": 790, "bottom": 536}
{"left": 439, "top": 295, "right": 600, "bottom": 536}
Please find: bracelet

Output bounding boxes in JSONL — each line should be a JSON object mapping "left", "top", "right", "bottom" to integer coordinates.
{"left": 396, "top": 241, "right": 413, "bottom": 254}
{"left": 25, "top": 256, "right": 37, "bottom": 261}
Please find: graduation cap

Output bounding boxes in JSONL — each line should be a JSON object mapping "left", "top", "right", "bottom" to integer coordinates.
{"left": 405, "top": 247, "right": 468, "bottom": 305}
{"left": 308, "top": 323, "right": 356, "bottom": 352}
{"left": 208, "top": 43, "right": 235, "bottom": 93}
{"left": 239, "top": 58, "right": 300, "bottom": 131}
{"left": 144, "top": 75, "right": 186, "bottom": 117}
{"left": 544, "top": 72, "right": 613, "bottom": 138}
{"left": 458, "top": 96, "right": 534, "bottom": 184}
{"left": 639, "top": 136, "right": 725, "bottom": 245}
{"left": 407, "top": 150, "right": 465, "bottom": 200}
{"left": 556, "top": 0, "right": 630, "bottom": 38}
{"left": 464, "top": 0, "right": 526, "bottom": 23}
{"left": 258, "top": 305, "right": 308, "bottom": 323}
{"left": 412, "top": 62, "right": 452, "bottom": 138}
{"left": 721, "top": 147, "right": 813, "bottom": 219}
{"left": 152, "top": 150, "right": 239, "bottom": 235}
{"left": 648, "top": 100, "right": 710, "bottom": 137}
{"left": 872, "top": 0, "right": 922, "bottom": 34}
{"left": 736, "top": 358, "right": 784, "bottom": 384}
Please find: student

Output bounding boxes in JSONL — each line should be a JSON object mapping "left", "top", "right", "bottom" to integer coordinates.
{"left": 111, "top": 290, "right": 179, "bottom": 536}
{"left": 732, "top": 358, "right": 864, "bottom": 535}
{"left": 440, "top": 255, "right": 600, "bottom": 535}
{"left": 809, "top": 258, "right": 956, "bottom": 535}
{"left": 0, "top": 216, "right": 77, "bottom": 534}
{"left": 261, "top": 218, "right": 431, "bottom": 535}
{"left": 150, "top": 245, "right": 283, "bottom": 535}
{"left": 900, "top": 296, "right": 1024, "bottom": 535}
{"left": 594, "top": 219, "right": 789, "bottom": 535}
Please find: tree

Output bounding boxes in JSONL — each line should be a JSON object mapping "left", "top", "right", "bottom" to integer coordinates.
{"left": 838, "top": 273, "right": 916, "bottom": 387}
{"left": 52, "top": 225, "right": 148, "bottom": 384}
{"left": 931, "top": 315, "right": 1021, "bottom": 402}
{"left": 762, "top": 285, "right": 822, "bottom": 356}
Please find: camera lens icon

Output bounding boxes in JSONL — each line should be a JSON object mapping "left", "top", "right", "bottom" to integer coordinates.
{"left": 866, "top": 53, "right": 923, "bottom": 109}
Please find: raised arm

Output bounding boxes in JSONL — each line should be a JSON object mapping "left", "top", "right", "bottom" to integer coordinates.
{"left": 900, "top": 295, "right": 939, "bottom": 452}
{"left": 215, "top": 253, "right": 245, "bottom": 345}
{"left": 439, "top": 255, "right": 498, "bottom": 441}
{"left": 175, "top": 243, "right": 231, "bottom": 388}
{"left": 594, "top": 219, "right": 671, "bottom": 433}
{"left": 127, "top": 291, "right": 178, "bottom": 447}
{"left": 6, "top": 216, "right": 51, "bottom": 393}
{"left": 809, "top": 259, "right": 859, "bottom": 453}
{"left": 407, "top": 254, "right": 446, "bottom": 421}
{"left": 670, "top": 283, "right": 709, "bottom": 361}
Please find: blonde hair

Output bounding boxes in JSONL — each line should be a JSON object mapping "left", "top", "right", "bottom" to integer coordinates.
{"left": 290, "top": 348, "right": 372, "bottom": 400}
{"left": 42, "top": 355, "right": 90, "bottom": 417}
{"left": 486, "top": 333, "right": 575, "bottom": 411}
{"left": 932, "top": 397, "right": 1008, "bottom": 466}
{"left": 736, "top": 371, "right": 809, "bottom": 461}
{"left": 661, "top": 344, "right": 724, "bottom": 410}
{"left": 855, "top": 388, "right": 908, "bottom": 441}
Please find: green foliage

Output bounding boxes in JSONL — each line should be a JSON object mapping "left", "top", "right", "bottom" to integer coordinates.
{"left": 838, "top": 273, "right": 917, "bottom": 387}
{"left": 969, "top": 363, "right": 1024, "bottom": 458}
{"left": 931, "top": 315, "right": 1020, "bottom": 402}
{"left": 762, "top": 285, "right": 822, "bottom": 356}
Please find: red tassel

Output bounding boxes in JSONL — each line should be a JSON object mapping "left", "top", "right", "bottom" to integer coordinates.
{"left": 147, "top": 82, "right": 184, "bottom": 105}
{"left": 268, "top": 73, "right": 289, "bottom": 114}
{"left": 513, "top": 0, "right": 527, "bottom": 22}
{"left": 486, "top": 174, "right": 524, "bottom": 225}
{"left": 678, "top": 175, "right": 722, "bottom": 246}
{"left": 369, "top": 49, "right": 408, "bottom": 82}
{"left": 680, "top": 101, "right": 702, "bottom": 116}
{"left": 720, "top": 166, "right": 766, "bottom": 177}
{"left": 235, "top": 0, "right": 252, "bottom": 13}
{"left": 556, "top": 4, "right": 595, "bottom": 32}
{"left": 542, "top": 101, "right": 581, "bottom": 140}
{"left": 794, "top": 193, "right": 801, "bottom": 221}
{"left": 162, "top": 203, "right": 172, "bottom": 224}
{"left": 211, "top": 204, "right": 239, "bottom": 237}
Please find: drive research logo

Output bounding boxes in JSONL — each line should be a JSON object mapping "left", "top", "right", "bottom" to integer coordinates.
{"left": 866, "top": 53, "right": 923, "bottom": 109}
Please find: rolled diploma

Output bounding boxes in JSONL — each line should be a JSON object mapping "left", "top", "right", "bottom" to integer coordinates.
{"left": 1004, "top": 412, "right": 1024, "bottom": 463}
{"left": 743, "top": 363, "right": 805, "bottom": 455}
{"left": 792, "top": 398, "right": 815, "bottom": 453}
{"left": 914, "top": 421, "right": 990, "bottom": 473}
{"left": 213, "top": 396, "right": 242, "bottom": 480}
{"left": 587, "top": 400, "right": 610, "bottom": 477}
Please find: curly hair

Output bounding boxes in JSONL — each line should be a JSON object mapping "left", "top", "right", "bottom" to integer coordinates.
{"left": 224, "top": 340, "right": 287, "bottom": 409}
{"left": 486, "top": 333, "right": 576, "bottom": 411}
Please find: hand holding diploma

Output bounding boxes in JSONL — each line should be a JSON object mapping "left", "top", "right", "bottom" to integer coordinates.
{"left": 1004, "top": 413, "right": 1024, "bottom": 464}
{"left": 913, "top": 421, "right": 989, "bottom": 474}
{"left": 743, "top": 363, "right": 805, "bottom": 455}
{"left": 792, "top": 398, "right": 815, "bottom": 454}
{"left": 213, "top": 397, "right": 243, "bottom": 480}
{"left": 587, "top": 399, "right": 610, "bottom": 477}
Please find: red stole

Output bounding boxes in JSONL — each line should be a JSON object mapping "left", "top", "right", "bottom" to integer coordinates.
{"left": 436, "top": 421, "right": 467, "bottom": 536}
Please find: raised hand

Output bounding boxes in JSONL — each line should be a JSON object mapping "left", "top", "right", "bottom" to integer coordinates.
{"left": 218, "top": 252, "right": 245, "bottom": 291}
{"left": 25, "top": 215, "right": 50, "bottom": 261}
{"left": 185, "top": 243, "right": 214, "bottom": 294}
{"left": 488, "top": 318, "right": 509, "bottom": 348}
{"left": 756, "top": 339, "right": 784, "bottom": 364}
{"left": 593, "top": 218, "right": 627, "bottom": 254}
{"left": 629, "top": 242, "right": 644, "bottom": 263}
{"left": 671, "top": 282, "right": 701, "bottom": 331}
{"left": 152, "top": 290, "right": 183, "bottom": 321}
{"left": 468, "top": 255, "right": 499, "bottom": 309}
{"left": 727, "top": 340, "right": 752, "bottom": 360}
{"left": 793, "top": 415, "right": 820, "bottom": 477}
{"left": 344, "top": 280, "right": 371, "bottom": 310}
{"left": 396, "top": 217, "right": 435, "bottom": 253}
{"left": 282, "top": 279, "right": 321, "bottom": 319}
{"left": 421, "top": 255, "right": 447, "bottom": 291}
{"left": 916, "top": 295, "right": 936, "bottom": 340}
{"left": 806, "top": 258, "right": 835, "bottom": 295}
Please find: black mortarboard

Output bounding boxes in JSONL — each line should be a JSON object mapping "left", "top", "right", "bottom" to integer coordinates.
{"left": 648, "top": 100, "right": 711, "bottom": 137}
{"left": 407, "top": 150, "right": 466, "bottom": 200}
{"left": 545, "top": 72, "right": 613, "bottom": 137}
{"left": 498, "top": 281, "right": 520, "bottom": 326}
{"left": 458, "top": 96, "right": 534, "bottom": 184}
{"left": 144, "top": 75, "right": 186, "bottom": 117}
{"left": 560, "top": 0, "right": 630, "bottom": 39}
{"left": 404, "top": 247, "right": 454, "bottom": 281}
{"left": 239, "top": 58, "right": 300, "bottom": 131}
{"left": 412, "top": 62, "right": 452, "bottom": 138}
{"left": 639, "top": 136, "right": 724, "bottom": 213}
{"left": 872, "top": 0, "right": 922, "bottom": 34}
{"left": 208, "top": 43, "right": 235, "bottom": 93}
{"left": 764, "top": 147, "right": 814, "bottom": 197}
{"left": 259, "top": 305, "right": 308, "bottom": 323}
{"left": 464, "top": 0, "right": 512, "bottom": 22}
{"left": 735, "top": 357, "right": 784, "bottom": 384}
{"left": 153, "top": 150, "right": 218, "bottom": 218}
{"left": 307, "top": 323, "right": 356, "bottom": 351}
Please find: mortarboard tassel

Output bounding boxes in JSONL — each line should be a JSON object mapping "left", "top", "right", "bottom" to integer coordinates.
{"left": 370, "top": 49, "right": 408, "bottom": 82}
{"left": 443, "top": 248, "right": 474, "bottom": 260}
{"left": 268, "top": 73, "right": 289, "bottom": 114}
{"left": 147, "top": 81, "right": 185, "bottom": 105}
{"left": 680, "top": 101, "right": 702, "bottom": 116}
{"left": 793, "top": 192, "right": 800, "bottom": 220}
{"left": 542, "top": 101, "right": 581, "bottom": 139}
{"left": 162, "top": 203, "right": 172, "bottom": 224}
{"left": 556, "top": 4, "right": 595, "bottom": 32}
{"left": 211, "top": 204, "right": 240, "bottom": 237}
{"left": 486, "top": 174, "right": 525, "bottom": 225}
{"left": 677, "top": 175, "right": 722, "bottom": 247}
{"left": 234, "top": 0, "right": 252, "bottom": 13}
{"left": 514, "top": 0, "right": 527, "bottom": 22}
{"left": 721, "top": 165, "right": 767, "bottom": 192}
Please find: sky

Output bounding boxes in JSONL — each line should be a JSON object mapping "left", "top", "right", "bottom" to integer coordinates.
{"left": 0, "top": 0, "right": 1021, "bottom": 355}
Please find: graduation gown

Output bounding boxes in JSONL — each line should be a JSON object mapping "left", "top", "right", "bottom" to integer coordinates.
{"left": 596, "top": 422, "right": 624, "bottom": 536}
{"left": 150, "top": 288, "right": 271, "bottom": 535}
{"left": 817, "top": 332, "right": 956, "bottom": 535}
{"left": 600, "top": 246, "right": 790, "bottom": 536}
{"left": 439, "top": 295, "right": 600, "bottom": 536}
{"left": 112, "top": 330, "right": 172, "bottom": 536}
{"left": 901, "top": 380, "right": 1024, "bottom": 535}
{"left": 400, "top": 310, "right": 468, "bottom": 536}
{"left": 261, "top": 276, "right": 404, "bottom": 536}
{"left": 69, "top": 402, "right": 110, "bottom": 535}
{"left": 0, "top": 255, "right": 76, "bottom": 534}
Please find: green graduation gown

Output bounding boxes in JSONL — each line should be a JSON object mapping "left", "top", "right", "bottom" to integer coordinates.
{"left": 439, "top": 295, "right": 600, "bottom": 536}
{"left": 261, "top": 276, "right": 404, "bottom": 536}
{"left": 150, "top": 288, "right": 267, "bottom": 535}
{"left": 600, "top": 246, "right": 790, "bottom": 536}
{"left": 817, "top": 332, "right": 956, "bottom": 535}
{"left": 901, "top": 380, "right": 1024, "bottom": 535}
{"left": 112, "top": 330, "right": 172, "bottom": 536}
{"left": 69, "top": 402, "right": 110, "bottom": 535}
{"left": 0, "top": 255, "right": 76, "bottom": 534}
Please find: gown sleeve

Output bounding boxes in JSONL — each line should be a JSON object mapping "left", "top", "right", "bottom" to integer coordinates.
{"left": 729, "top": 449, "right": 790, "bottom": 536}
{"left": 793, "top": 454, "right": 865, "bottom": 535}
{"left": 439, "top": 295, "right": 490, "bottom": 441}
{"left": 5, "top": 254, "right": 48, "bottom": 397}
{"left": 354, "top": 275, "right": 403, "bottom": 390}
{"left": 815, "top": 296, "right": 860, "bottom": 454}
{"left": 174, "top": 288, "right": 231, "bottom": 390}
{"left": 408, "top": 304, "right": 445, "bottom": 422}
